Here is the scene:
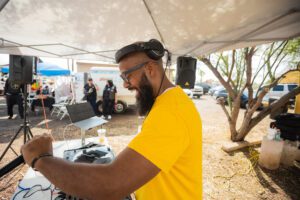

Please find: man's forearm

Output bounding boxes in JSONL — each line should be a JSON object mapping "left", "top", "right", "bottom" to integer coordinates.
{"left": 36, "top": 157, "right": 119, "bottom": 199}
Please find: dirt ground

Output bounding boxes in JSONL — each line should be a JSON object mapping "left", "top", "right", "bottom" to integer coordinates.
{"left": 0, "top": 95, "right": 299, "bottom": 200}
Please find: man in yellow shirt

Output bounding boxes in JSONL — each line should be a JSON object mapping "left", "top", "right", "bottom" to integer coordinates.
{"left": 21, "top": 39, "right": 202, "bottom": 199}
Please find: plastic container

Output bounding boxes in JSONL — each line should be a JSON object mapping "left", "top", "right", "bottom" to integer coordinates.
{"left": 97, "top": 129, "right": 108, "bottom": 145}
{"left": 259, "top": 136, "right": 284, "bottom": 170}
{"left": 280, "top": 141, "right": 298, "bottom": 166}
{"left": 267, "top": 128, "right": 277, "bottom": 140}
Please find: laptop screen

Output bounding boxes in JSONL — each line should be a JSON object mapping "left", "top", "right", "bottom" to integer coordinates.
{"left": 66, "top": 103, "right": 95, "bottom": 123}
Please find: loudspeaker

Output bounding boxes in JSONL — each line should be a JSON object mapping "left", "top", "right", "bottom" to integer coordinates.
{"left": 9, "top": 55, "right": 33, "bottom": 84}
{"left": 175, "top": 56, "right": 197, "bottom": 89}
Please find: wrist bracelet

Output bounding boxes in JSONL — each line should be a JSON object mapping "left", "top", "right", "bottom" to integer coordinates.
{"left": 31, "top": 153, "right": 53, "bottom": 170}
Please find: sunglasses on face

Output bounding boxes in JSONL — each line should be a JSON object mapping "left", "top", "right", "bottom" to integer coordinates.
{"left": 120, "top": 61, "right": 149, "bottom": 84}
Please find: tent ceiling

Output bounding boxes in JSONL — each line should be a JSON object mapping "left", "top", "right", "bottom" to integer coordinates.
{"left": 0, "top": 0, "right": 299, "bottom": 62}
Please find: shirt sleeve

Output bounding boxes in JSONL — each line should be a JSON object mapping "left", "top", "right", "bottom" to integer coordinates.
{"left": 128, "top": 107, "right": 190, "bottom": 172}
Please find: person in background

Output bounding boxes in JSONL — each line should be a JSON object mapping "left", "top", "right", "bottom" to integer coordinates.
{"left": 84, "top": 78, "right": 98, "bottom": 115}
{"left": 42, "top": 85, "right": 50, "bottom": 95}
{"left": 31, "top": 84, "right": 55, "bottom": 112}
{"left": 4, "top": 78, "right": 24, "bottom": 119}
{"left": 102, "top": 80, "right": 117, "bottom": 119}
{"left": 48, "top": 80, "right": 55, "bottom": 97}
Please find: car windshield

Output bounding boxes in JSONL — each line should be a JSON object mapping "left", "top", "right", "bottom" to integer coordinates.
{"left": 288, "top": 84, "right": 298, "bottom": 91}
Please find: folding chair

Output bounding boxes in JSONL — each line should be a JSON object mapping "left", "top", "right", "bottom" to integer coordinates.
{"left": 51, "top": 96, "right": 70, "bottom": 116}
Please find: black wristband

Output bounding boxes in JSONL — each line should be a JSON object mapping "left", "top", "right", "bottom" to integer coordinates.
{"left": 31, "top": 153, "right": 53, "bottom": 170}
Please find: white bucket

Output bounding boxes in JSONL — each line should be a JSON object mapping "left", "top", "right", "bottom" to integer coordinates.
{"left": 259, "top": 136, "right": 284, "bottom": 170}
{"left": 280, "top": 141, "right": 298, "bottom": 166}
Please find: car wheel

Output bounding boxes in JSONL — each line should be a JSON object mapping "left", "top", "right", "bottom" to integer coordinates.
{"left": 114, "top": 101, "right": 126, "bottom": 114}
{"left": 245, "top": 102, "right": 249, "bottom": 109}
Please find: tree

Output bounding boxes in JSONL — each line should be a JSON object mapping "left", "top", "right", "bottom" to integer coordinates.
{"left": 199, "top": 38, "right": 300, "bottom": 142}
{"left": 197, "top": 68, "right": 205, "bottom": 82}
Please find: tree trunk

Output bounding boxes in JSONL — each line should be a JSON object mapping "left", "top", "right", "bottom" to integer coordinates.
{"left": 235, "top": 113, "right": 253, "bottom": 141}
{"left": 230, "top": 120, "right": 238, "bottom": 141}
{"left": 229, "top": 97, "right": 241, "bottom": 141}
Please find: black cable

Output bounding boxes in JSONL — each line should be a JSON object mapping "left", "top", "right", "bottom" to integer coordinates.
{"left": 12, "top": 183, "right": 53, "bottom": 200}
{"left": 23, "top": 184, "right": 52, "bottom": 198}
{"left": 0, "top": 164, "right": 24, "bottom": 191}
{"left": 144, "top": 49, "right": 171, "bottom": 118}
{"left": 155, "top": 49, "right": 171, "bottom": 99}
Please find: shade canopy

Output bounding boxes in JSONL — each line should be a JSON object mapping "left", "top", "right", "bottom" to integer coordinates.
{"left": 1, "top": 63, "right": 70, "bottom": 76}
{"left": 0, "top": 0, "right": 299, "bottom": 62}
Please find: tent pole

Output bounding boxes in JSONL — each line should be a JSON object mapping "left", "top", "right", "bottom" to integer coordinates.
{"left": 142, "top": 0, "right": 165, "bottom": 43}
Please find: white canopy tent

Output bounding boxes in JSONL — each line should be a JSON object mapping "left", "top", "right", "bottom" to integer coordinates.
{"left": 0, "top": 0, "right": 299, "bottom": 62}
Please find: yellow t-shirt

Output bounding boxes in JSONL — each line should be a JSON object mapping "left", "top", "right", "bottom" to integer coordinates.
{"left": 128, "top": 86, "right": 202, "bottom": 200}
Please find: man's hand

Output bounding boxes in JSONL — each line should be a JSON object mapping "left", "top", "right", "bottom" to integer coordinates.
{"left": 21, "top": 134, "right": 53, "bottom": 167}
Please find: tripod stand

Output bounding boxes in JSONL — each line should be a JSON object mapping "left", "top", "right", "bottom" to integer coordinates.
{"left": 0, "top": 84, "right": 33, "bottom": 161}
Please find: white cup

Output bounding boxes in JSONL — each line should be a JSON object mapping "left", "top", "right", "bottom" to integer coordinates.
{"left": 97, "top": 129, "right": 106, "bottom": 137}
{"left": 97, "top": 129, "right": 107, "bottom": 145}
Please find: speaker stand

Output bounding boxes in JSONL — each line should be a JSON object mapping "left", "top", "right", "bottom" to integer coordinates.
{"left": 0, "top": 85, "right": 33, "bottom": 161}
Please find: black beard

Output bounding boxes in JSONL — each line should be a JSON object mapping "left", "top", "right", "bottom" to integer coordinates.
{"left": 136, "top": 73, "right": 155, "bottom": 116}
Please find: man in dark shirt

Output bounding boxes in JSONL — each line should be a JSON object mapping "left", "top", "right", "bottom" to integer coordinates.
{"left": 102, "top": 80, "right": 117, "bottom": 119}
{"left": 84, "top": 78, "right": 98, "bottom": 115}
{"left": 4, "top": 78, "right": 24, "bottom": 119}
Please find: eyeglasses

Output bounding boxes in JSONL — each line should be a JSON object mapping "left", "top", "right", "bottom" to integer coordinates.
{"left": 120, "top": 61, "right": 149, "bottom": 84}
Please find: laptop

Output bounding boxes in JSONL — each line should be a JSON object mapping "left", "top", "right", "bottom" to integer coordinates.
{"left": 66, "top": 103, "right": 107, "bottom": 131}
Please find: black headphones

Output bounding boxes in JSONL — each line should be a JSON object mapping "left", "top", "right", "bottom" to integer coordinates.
{"left": 115, "top": 39, "right": 165, "bottom": 63}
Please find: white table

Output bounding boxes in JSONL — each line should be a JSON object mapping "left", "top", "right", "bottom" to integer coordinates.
{"left": 11, "top": 137, "right": 103, "bottom": 200}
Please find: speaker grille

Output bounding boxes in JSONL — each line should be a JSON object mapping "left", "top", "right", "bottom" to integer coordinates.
{"left": 175, "top": 56, "right": 197, "bottom": 89}
{"left": 9, "top": 55, "right": 33, "bottom": 84}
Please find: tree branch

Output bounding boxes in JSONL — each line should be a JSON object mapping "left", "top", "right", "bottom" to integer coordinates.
{"left": 199, "top": 57, "right": 235, "bottom": 98}
{"left": 228, "top": 50, "right": 235, "bottom": 82}
{"left": 249, "top": 86, "right": 300, "bottom": 131}
{"left": 251, "top": 41, "right": 287, "bottom": 85}
{"left": 245, "top": 47, "right": 255, "bottom": 106}
{"left": 217, "top": 98, "right": 232, "bottom": 122}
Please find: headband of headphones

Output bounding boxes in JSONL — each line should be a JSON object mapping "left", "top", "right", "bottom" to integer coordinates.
{"left": 115, "top": 39, "right": 165, "bottom": 63}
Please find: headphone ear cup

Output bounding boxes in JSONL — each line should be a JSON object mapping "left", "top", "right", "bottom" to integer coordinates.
{"left": 146, "top": 39, "right": 165, "bottom": 60}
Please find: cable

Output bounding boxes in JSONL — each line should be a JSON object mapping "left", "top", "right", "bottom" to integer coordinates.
{"left": 0, "top": 164, "right": 24, "bottom": 191}
{"left": 62, "top": 124, "right": 73, "bottom": 149}
{"left": 38, "top": 77, "right": 50, "bottom": 130}
{"left": 12, "top": 183, "right": 53, "bottom": 200}
{"left": 23, "top": 184, "right": 52, "bottom": 198}
{"left": 155, "top": 49, "right": 172, "bottom": 99}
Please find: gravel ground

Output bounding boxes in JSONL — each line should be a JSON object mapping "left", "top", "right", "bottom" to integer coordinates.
{"left": 0, "top": 95, "right": 299, "bottom": 199}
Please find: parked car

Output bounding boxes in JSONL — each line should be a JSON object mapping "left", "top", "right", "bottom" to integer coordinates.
{"left": 191, "top": 85, "right": 203, "bottom": 98}
{"left": 208, "top": 86, "right": 224, "bottom": 96}
{"left": 213, "top": 89, "right": 262, "bottom": 109}
{"left": 195, "top": 83, "right": 211, "bottom": 94}
{"left": 183, "top": 88, "right": 193, "bottom": 99}
{"left": 262, "top": 83, "right": 298, "bottom": 107}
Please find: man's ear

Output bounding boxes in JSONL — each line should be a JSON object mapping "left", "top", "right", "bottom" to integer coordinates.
{"left": 144, "top": 61, "right": 156, "bottom": 78}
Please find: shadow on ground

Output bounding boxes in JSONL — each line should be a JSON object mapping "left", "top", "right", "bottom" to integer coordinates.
{"left": 242, "top": 148, "right": 300, "bottom": 200}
